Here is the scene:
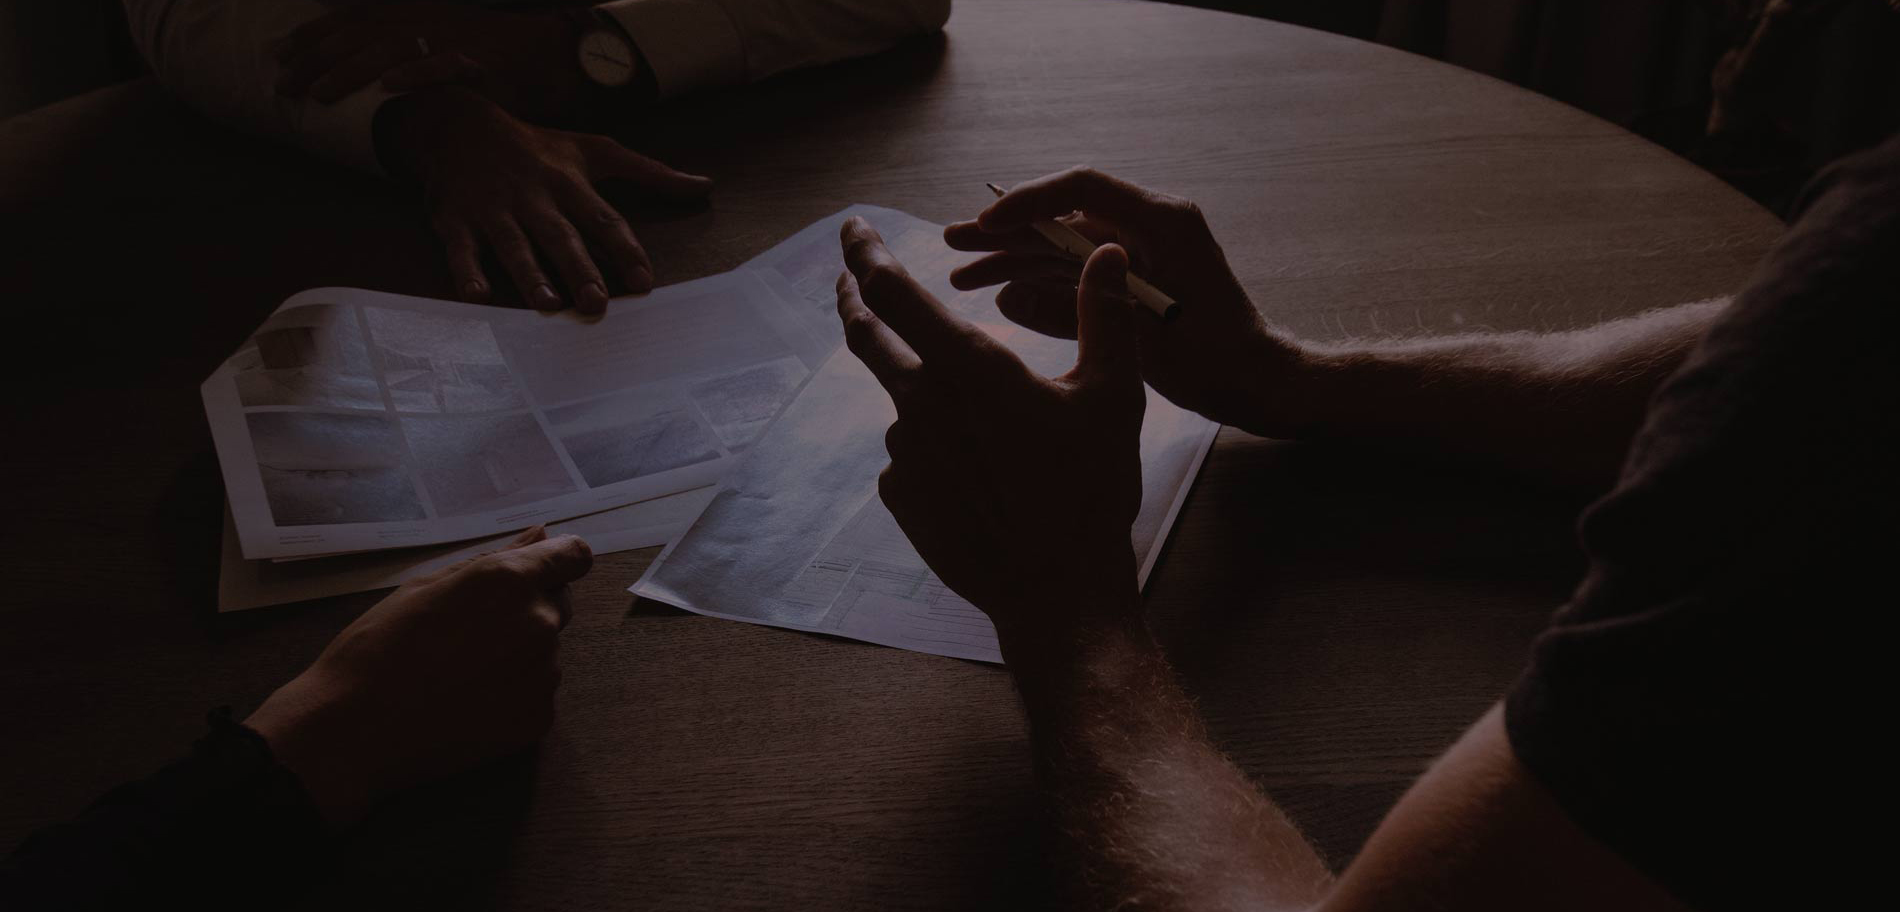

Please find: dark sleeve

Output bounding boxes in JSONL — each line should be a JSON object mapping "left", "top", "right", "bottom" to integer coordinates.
{"left": 0, "top": 709, "right": 335, "bottom": 911}
{"left": 1504, "top": 135, "right": 1899, "bottom": 911}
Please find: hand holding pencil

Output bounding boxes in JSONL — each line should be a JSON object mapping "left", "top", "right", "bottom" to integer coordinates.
{"left": 945, "top": 166, "right": 1317, "bottom": 439}
{"left": 984, "top": 182, "right": 1180, "bottom": 320}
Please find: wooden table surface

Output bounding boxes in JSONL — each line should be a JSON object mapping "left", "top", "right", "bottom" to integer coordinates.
{"left": 0, "top": 0, "right": 1780, "bottom": 908}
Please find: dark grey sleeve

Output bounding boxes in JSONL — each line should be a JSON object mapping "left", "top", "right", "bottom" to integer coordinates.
{"left": 1505, "top": 134, "right": 1898, "bottom": 912}
{"left": 1, "top": 709, "right": 334, "bottom": 911}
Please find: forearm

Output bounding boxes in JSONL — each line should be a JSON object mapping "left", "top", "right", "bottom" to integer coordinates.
{"left": 123, "top": 0, "right": 394, "bottom": 172}
{"left": 1006, "top": 618, "right": 1332, "bottom": 912}
{"left": 1284, "top": 298, "right": 1729, "bottom": 488}
{"left": 600, "top": 0, "right": 950, "bottom": 98}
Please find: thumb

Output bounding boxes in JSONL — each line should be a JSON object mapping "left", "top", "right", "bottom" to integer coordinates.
{"left": 592, "top": 142, "right": 713, "bottom": 200}
{"left": 1073, "top": 243, "right": 1137, "bottom": 386}
{"left": 500, "top": 534, "right": 595, "bottom": 588}
{"left": 505, "top": 524, "right": 549, "bottom": 549}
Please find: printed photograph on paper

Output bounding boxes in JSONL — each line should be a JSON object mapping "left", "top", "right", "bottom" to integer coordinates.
{"left": 545, "top": 391, "right": 724, "bottom": 488}
{"left": 688, "top": 358, "right": 810, "bottom": 449}
{"left": 401, "top": 413, "right": 576, "bottom": 516}
{"left": 231, "top": 304, "right": 380, "bottom": 410}
{"left": 365, "top": 307, "right": 525, "bottom": 414}
{"left": 247, "top": 411, "right": 425, "bottom": 525}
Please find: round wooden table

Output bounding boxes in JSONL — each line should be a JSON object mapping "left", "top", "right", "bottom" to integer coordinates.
{"left": 0, "top": 0, "right": 1780, "bottom": 908}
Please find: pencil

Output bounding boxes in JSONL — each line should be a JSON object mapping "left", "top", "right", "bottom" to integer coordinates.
{"left": 985, "top": 182, "right": 1180, "bottom": 320}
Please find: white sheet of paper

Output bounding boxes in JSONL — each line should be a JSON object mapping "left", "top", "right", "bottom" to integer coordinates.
{"left": 205, "top": 268, "right": 830, "bottom": 560}
{"left": 630, "top": 213, "right": 1219, "bottom": 664}
{"left": 217, "top": 487, "right": 715, "bottom": 611}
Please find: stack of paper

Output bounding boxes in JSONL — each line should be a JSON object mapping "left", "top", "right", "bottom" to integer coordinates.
{"left": 206, "top": 207, "right": 1216, "bottom": 665}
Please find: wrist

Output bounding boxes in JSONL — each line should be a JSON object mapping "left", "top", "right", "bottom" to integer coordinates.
{"left": 527, "top": 9, "right": 592, "bottom": 120}
{"left": 1235, "top": 336, "right": 1334, "bottom": 441}
{"left": 1001, "top": 612, "right": 1164, "bottom": 709}
{"left": 245, "top": 672, "right": 392, "bottom": 827}
{"left": 373, "top": 85, "right": 512, "bottom": 181}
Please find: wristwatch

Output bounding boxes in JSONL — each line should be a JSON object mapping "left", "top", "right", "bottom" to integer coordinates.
{"left": 566, "top": 7, "right": 647, "bottom": 92}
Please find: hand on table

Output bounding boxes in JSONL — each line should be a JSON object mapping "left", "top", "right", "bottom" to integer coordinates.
{"left": 376, "top": 86, "right": 711, "bottom": 314}
{"left": 245, "top": 526, "right": 593, "bottom": 826}
{"left": 946, "top": 167, "right": 1313, "bottom": 438}
{"left": 274, "top": 1, "right": 586, "bottom": 121}
{"left": 835, "top": 217, "right": 1147, "bottom": 648}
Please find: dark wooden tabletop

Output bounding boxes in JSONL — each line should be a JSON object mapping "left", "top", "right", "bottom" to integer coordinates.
{"left": 0, "top": 0, "right": 1781, "bottom": 908}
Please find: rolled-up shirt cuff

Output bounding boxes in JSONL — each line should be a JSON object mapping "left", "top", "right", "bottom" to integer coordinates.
{"left": 249, "top": 0, "right": 401, "bottom": 175}
{"left": 291, "top": 86, "right": 399, "bottom": 175}
{"left": 597, "top": 0, "right": 745, "bottom": 99}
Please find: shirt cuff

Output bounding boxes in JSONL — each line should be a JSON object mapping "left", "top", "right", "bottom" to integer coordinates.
{"left": 288, "top": 86, "right": 399, "bottom": 176}
{"left": 597, "top": 0, "right": 746, "bottom": 99}
{"left": 252, "top": 0, "right": 401, "bottom": 175}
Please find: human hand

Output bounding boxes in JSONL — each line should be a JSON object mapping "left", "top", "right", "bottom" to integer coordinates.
{"left": 274, "top": 1, "right": 586, "bottom": 120}
{"left": 376, "top": 86, "right": 711, "bottom": 313}
{"left": 835, "top": 217, "right": 1147, "bottom": 648}
{"left": 245, "top": 526, "right": 592, "bottom": 826}
{"left": 946, "top": 167, "right": 1313, "bottom": 439}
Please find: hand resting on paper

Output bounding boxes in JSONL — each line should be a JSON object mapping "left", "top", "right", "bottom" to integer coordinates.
{"left": 245, "top": 525, "right": 593, "bottom": 826}
{"left": 945, "top": 166, "right": 1314, "bottom": 439}
{"left": 375, "top": 86, "right": 711, "bottom": 315}
{"left": 835, "top": 216, "right": 1148, "bottom": 657}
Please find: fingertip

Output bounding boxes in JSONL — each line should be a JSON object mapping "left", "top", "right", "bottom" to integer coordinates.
{"left": 578, "top": 282, "right": 609, "bottom": 315}
{"left": 626, "top": 264, "right": 653, "bottom": 294}
{"left": 995, "top": 281, "right": 1030, "bottom": 318}
{"left": 943, "top": 221, "right": 989, "bottom": 251}
{"left": 975, "top": 203, "right": 1012, "bottom": 231}
{"left": 558, "top": 534, "right": 595, "bottom": 573}
{"left": 659, "top": 172, "right": 713, "bottom": 199}
{"left": 510, "top": 525, "right": 549, "bottom": 547}
{"left": 461, "top": 280, "right": 491, "bottom": 304}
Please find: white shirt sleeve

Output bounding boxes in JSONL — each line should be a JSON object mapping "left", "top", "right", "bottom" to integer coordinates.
{"left": 597, "top": 0, "right": 952, "bottom": 99}
{"left": 121, "top": 0, "right": 398, "bottom": 174}
{"left": 119, "top": 0, "right": 952, "bottom": 174}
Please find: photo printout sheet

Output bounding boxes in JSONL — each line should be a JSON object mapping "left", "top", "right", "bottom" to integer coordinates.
{"left": 632, "top": 227, "right": 1220, "bottom": 664}
{"left": 218, "top": 488, "right": 716, "bottom": 611}
{"left": 205, "top": 274, "right": 829, "bottom": 559}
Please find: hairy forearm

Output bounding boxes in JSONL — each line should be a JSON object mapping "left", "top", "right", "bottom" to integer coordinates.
{"left": 1286, "top": 298, "right": 1728, "bottom": 488}
{"left": 1006, "top": 620, "right": 1332, "bottom": 911}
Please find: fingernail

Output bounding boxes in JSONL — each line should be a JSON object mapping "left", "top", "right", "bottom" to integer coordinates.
{"left": 462, "top": 280, "right": 487, "bottom": 301}
{"left": 532, "top": 283, "right": 561, "bottom": 310}
{"left": 582, "top": 282, "right": 608, "bottom": 311}
{"left": 628, "top": 266, "right": 652, "bottom": 292}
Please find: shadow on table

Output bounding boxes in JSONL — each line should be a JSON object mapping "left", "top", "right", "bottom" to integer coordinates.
{"left": 294, "top": 754, "right": 543, "bottom": 911}
{"left": 1143, "top": 435, "right": 1588, "bottom": 866}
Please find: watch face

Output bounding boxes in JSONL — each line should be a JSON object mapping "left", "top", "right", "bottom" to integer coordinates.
{"left": 579, "top": 30, "right": 636, "bottom": 88}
